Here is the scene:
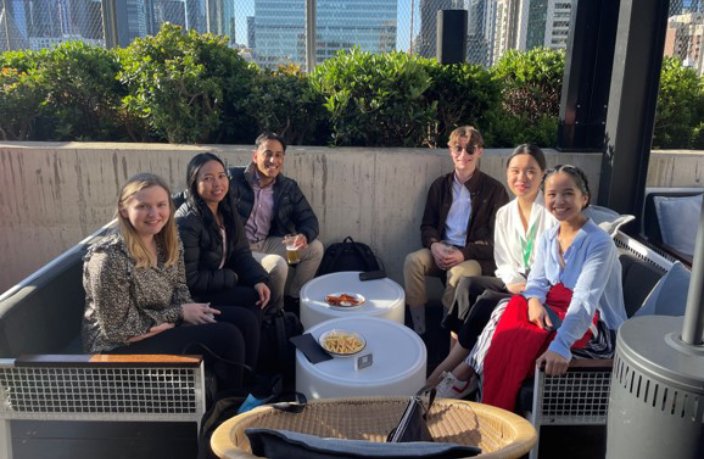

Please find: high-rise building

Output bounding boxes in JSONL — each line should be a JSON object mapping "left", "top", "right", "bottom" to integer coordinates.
{"left": 418, "top": 0, "right": 453, "bottom": 58}
{"left": 517, "top": 0, "right": 571, "bottom": 51}
{"left": 467, "top": 0, "right": 494, "bottom": 66}
{"left": 492, "top": 0, "right": 522, "bottom": 64}
{"left": 665, "top": 12, "right": 704, "bottom": 76}
{"left": 252, "top": 0, "right": 397, "bottom": 70}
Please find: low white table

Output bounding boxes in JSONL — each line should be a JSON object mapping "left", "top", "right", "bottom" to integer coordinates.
{"left": 296, "top": 316, "right": 427, "bottom": 399}
{"left": 299, "top": 271, "right": 405, "bottom": 329}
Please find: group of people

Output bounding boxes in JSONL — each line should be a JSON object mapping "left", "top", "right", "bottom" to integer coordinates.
{"left": 82, "top": 132, "right": 323, "bottom": 391}
{"left": 82, "top": 125, "right": 627, "bottom": 412}
{"left": 407, "top": 126, "right": 626, "bottom": 411}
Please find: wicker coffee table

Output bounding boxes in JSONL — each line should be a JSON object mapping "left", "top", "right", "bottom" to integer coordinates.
{"left": 211, "top": 396, "right": 537, "bottom": 459}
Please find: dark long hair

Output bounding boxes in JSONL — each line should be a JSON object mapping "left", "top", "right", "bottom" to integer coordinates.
{"left": 185, "top": 152, "right": 237, "bottom": 241}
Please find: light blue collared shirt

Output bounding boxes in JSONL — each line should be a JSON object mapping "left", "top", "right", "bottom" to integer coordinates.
{"left": 523, "top": 219, "right": 627, "bottom": 360}
{"left": 444, "top": 174, "right": 472, "bottom": 246}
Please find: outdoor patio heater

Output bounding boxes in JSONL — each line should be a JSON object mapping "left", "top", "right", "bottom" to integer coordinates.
{"left": 606, "top": 204, "right": 704, "bottom": 458}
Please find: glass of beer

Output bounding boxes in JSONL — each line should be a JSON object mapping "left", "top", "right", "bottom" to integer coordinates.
{"left": 283, "top": 234, "right": 301, "bottom": 265}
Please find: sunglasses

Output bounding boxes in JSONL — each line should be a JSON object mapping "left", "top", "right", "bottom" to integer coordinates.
{"left": 450, "top": 144, "right": 478, "bottom": 155}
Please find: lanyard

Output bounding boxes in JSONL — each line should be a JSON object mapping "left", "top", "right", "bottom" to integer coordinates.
{"left": 519, "top": 222, "right": 539, "bottom": 272}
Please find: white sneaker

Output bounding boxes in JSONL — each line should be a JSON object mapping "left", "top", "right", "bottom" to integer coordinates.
{"left": 435, "top": 371, "right": 478, "bottom": 399}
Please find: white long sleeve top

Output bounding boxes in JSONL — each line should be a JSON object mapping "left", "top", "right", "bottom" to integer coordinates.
{"left": 493, "top": 192, "right": 557, "bottom": 286}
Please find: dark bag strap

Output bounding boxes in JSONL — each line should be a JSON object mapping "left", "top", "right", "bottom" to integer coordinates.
{"left": 273, "top": 311, "right": 288, "bottom": 362}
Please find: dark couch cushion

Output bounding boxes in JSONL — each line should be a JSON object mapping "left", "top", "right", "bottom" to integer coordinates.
{"left": 0, "top": 226, "right": 111, "bottom": 357}
{"left": 619, "top": 252, "right": 664, "bottom": 318}
{"left": 0, "top": 249, "right": 86, "bottom": 357}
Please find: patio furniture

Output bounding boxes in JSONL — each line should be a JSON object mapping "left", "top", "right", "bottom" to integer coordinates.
{"left": 210, "top": 396, "right": 537, "bottom": 459}
{"left": 0, "top": 354, "right": 206, "bottom": 459}
{"left": 299, "top": 271, "right": 405, "bottom": 329}
{"left": 296, "top": 316, "right": 426, "bottom": 399}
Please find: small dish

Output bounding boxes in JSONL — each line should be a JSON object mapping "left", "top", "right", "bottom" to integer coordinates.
{"left": 324, "top": 292, "right": 365, "bottom": 309}
{"left": 318, "top": 329, "right": 366, "bottom": 356}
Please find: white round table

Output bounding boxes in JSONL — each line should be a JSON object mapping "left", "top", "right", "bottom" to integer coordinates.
{"left": 296, "top": 316, "right": 427, "bottom": 400}
{"left": 299, "top": 271, "right": 405, "bottom": 330}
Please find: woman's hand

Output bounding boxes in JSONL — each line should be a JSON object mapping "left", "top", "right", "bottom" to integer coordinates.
{"left": 536, "top": 350, "right": 570, "bottom": 376}
{"left": 254, "top": 282, "right": 271, "bottom": 309}
{"left": 528, "top": 298, "right": 553, "bottom": 329}
{"left": 506, "top": 282, "right": 526, "bottom": 294}
{"left": 181, "top": 302, "right": 220, "bottom": 325}
{"left": 127, "top": 322, "right": 175, "bottom": 343}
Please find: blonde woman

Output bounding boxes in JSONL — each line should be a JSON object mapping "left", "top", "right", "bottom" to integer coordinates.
{"left": 82, "top": 173, "right": 259, "bottom": 391}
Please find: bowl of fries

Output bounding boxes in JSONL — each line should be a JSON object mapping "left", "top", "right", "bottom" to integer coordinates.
{"left": 318, "top": 329, "right": 366, "bottom": 356}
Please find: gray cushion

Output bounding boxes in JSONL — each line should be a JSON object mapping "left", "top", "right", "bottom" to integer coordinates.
{"left": 654, "top": 194, "right": 702, "bottom": 257}
{"left": 634, "top": 261, "right": 690, "bottom": 317}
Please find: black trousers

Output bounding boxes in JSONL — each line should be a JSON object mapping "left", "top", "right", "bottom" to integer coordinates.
{"left": 112, "top": 305, "right": 261, "bottom": 392}
{"left": 443, "top": 276, "right": 511, "bottom": 350}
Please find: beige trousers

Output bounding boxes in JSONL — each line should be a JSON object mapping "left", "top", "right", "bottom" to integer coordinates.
{"left": 251, "top": 237, "right": 324, "bottom": 302}
{"left": 403, "top": 248, "right": 482, "bottom": 311}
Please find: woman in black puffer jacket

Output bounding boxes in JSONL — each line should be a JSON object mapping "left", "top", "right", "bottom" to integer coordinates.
{"left": 175, "top": 152, "right": 271, "bottom": 321}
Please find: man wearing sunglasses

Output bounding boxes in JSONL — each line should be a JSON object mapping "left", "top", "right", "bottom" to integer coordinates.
{"left": 404, "top": 125, "right": 509, "bottom": 335}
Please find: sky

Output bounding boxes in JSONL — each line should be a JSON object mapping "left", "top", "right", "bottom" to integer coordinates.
{"left": 232, "top": 0, "right": 420, "bottom": 52}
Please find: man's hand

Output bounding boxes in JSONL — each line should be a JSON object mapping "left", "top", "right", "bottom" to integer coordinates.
{"left": 254, "top": 282, "right": 271, "bottom": 309}
{"left": 127, "top": 322, "right": 175, "bottom": 343}
{"left": 442, "top": 247, "right": 465, "bottom": 269}
{"left": 536, "top": 350, "right": 570, "bottom": 376}
{"left": 181, "top": 303, "right": 220, "bottom": 325}
{"left": 292, "top": 233, "right": 308, "bottom": 250}
{"left": 506, "top": 282, "right": 526, "bottom": 294}
{"left": 430, "top": 242, "right": 447, "bottom": 268}
{"left": 528, "top": 297, "right": 552, "bottom": 330}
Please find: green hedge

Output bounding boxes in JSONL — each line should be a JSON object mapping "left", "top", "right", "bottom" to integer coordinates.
{"left": 1, "top": 24, "right": 702, "bottom": 149}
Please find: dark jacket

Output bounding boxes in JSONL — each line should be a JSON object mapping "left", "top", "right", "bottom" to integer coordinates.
{"left": 228, "top": 163, "right": 320, "bottom": 243}
{"left": 175, "top": 199, "right": 269, "bottom": 295}
{"left": 420, "top": 169, "right": 509, "bottom": 274}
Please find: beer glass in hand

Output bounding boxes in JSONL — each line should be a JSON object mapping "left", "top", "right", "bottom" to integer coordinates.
{"left": 283, "top": 234, "right": 301, "bottom": 265}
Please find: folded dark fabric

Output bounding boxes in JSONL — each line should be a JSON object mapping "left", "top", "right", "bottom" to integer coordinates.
{"left": 246, "top": 428, "right": 481, "bottom": 459}
{"left": 289, "top": 333, "right": 333, "bottom": 364}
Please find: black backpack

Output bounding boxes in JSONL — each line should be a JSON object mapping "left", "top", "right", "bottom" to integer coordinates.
{"left": 316, "top": 236, "right": 382, "bottom": 276}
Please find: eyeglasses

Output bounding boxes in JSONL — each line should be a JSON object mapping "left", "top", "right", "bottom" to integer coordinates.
{"left": 451, "top": 144, "right": 478, "bottom": 155}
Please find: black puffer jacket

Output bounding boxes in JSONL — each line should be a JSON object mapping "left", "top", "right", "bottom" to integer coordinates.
{"left": 175, "top": 199, "right": 269, "bottom": 295}
{"left": 229, "top": 163, "right": 320, "bottom": 244}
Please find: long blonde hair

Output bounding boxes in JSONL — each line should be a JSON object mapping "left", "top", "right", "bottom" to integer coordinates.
{"left": 116, "top": 173, "right": 179, "bottom": 268}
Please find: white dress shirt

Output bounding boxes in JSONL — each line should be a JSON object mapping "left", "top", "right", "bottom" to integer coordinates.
{"left": 493, "top": 193, "right": 557, "bottom": 286}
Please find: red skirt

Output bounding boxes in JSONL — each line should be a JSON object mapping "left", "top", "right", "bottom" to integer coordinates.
{"left": 481, "top": 283, "right": 598, "bottom": 411}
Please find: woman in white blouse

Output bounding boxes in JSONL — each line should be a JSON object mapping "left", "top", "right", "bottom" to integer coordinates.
{"left": 429, "top": 144, "right": 556, "bottom": 396}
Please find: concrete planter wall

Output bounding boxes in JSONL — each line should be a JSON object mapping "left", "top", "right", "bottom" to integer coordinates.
{"left": 0, "top": 142, "right": 701, "bottom": 292}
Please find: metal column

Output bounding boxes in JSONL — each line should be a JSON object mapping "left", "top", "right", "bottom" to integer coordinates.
{"left": 306, "top": 0, "right": 317, "bottom": 72}
{"left": 557, "top": 0, "right": 620, "bottom": 151}
{"left": 597, "top": 0, "right": 670, "bottom": 218}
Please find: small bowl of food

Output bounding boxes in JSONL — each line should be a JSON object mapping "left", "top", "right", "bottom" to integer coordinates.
{"left": 318, "top": 329, "right": 366, "bottom": 356}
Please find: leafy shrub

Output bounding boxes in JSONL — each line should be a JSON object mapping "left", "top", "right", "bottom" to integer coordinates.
{"left": 0, "top": 51, "right": 46, "bottom": 140}
{"left": 483, "top": 48, "right": 564, "bottom": 147}
{"left": 37, "top": 42, "right": 125, "bottom": 141}
{"left": 244, "top": 64, "right": 329, "bottom": 146}
{"left": 424, "top": 62, "right": 501, "bottom": 147}
{"left": 118, "top": 24, "right": 256, "bottom": 144}
{"left": 492, "top": 48, "right": 565, "bottom": 121}
{"left": 311, "top": 48, "right": 436, "bottom": 146}
{"left": 653, "top": 57, "right": 704, "bottom": 148}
